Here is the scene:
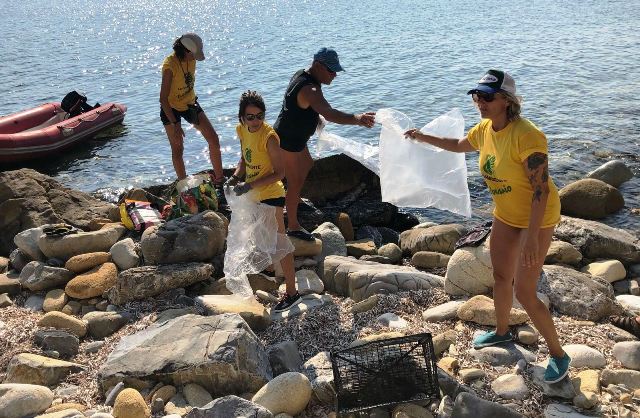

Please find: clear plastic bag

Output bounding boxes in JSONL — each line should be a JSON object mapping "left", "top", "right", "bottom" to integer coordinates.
{"left": 316, "top": 116, "right": 380, "bottom": 174}
{"left": 223, "top": 187, "right": 295, "bottom": 297}
{"left": 314, "top": 109, "right": 471, "bottom": 217}
{"left": 377, "top": 108, "right": 471, "bottom": 217}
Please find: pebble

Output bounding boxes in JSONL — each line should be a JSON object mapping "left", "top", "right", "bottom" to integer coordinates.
{"left": 376, "top": 312, "right": 408, "bottom": 329}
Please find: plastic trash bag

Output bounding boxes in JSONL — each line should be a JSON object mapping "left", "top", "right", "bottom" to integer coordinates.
{"left": 223, "top": 187, "right": 295, "bottom": 297}
{"left": 314, "top": 109, "right": 471, "bottom": 217}
{"left": 316, "top": 116, "right": 380, "bottom": 174}
{"left": 377, "top": 108, "right": 471, "bottom": 217}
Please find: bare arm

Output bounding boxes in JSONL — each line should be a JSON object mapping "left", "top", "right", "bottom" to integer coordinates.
{"left": 160, "top": 69, "right": 176, "bottom": 123}
{"left": 299, "top": 85, "right": 375, "bottom": 127}
{"left": 404, "top": 129, "right": 475, "bottom": 153}
{"left": 521, "top": 152, "right": 551, "bottom": 267}
{"left": 232, "top": 157, "right": 246, "bottom": 179}
{"left": 244, "top": 135, "right": 285, "bottom": 190}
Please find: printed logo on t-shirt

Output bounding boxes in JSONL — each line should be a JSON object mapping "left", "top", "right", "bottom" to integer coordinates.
{"left": 481, "top": 154, "right": 507, "bottom": 184}
{"left": 482, "top": 155, "right": 496, "bottom": 176}
{"left": 245, "top": 147, "right": 252, "bottom": 163}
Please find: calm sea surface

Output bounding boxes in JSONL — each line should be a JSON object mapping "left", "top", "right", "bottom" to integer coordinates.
{"left": 1, "top": 0, "right": 639, "bottom": 233}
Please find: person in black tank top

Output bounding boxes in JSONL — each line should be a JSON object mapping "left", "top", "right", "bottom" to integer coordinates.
{"left": 274, "top": 48, "right": 376, "bottom": 241}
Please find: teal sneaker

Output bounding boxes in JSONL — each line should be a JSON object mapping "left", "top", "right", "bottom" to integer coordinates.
{"left": 473, "top": 330, "right": 513, "bottom": 348}
{"left": 544, "top": 353, "right": 571, "bottom": 383}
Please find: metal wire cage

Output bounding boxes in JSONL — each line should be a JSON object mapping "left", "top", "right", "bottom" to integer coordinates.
{"left": 330, "top": 333, "right": 440, "bottom": 414}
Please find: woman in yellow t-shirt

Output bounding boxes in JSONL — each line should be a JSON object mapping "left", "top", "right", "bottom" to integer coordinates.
{"left": 226, "top": 90, "right": 301, "bottom": 312}
{"left": 159, "top": 33, "right": 223, "bottom": 184}
{"left": 404, "top": 70, "right": 569, "bottom": 384}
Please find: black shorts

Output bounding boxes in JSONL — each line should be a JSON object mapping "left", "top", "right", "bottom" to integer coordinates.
{"left": 160, "top": 101, "right": 203, "bottom": 126}
{"left": 279, "top": 135, "right": 309, "bottom": 152}
{"left": 261, "top": 197, "right": 285, "bottom": 207}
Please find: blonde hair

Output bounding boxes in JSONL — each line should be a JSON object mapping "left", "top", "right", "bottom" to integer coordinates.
{"left": 501, "top": 91, "right": 522, "bottom": 121}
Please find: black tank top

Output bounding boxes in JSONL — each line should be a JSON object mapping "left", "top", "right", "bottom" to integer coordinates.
{"left": 274, "top": 69, "right": 320, "bottom": 142}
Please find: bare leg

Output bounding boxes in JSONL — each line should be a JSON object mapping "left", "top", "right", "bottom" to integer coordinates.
{"left": 489, "top": 218, "right": 521, "bottom": 335}
{"left": 194, "top": 112, "right": 224, "bottom": 182}
{"left": 275, "top": 207, "right": 296, "bottom": 295}
{"left": 514, "top": 226, "right": 564, "bottom": 358}
{"left": 282, "top": 147, "right": 314, "bottom": 231}
{"left": 164, "top": 124, "right": 186, "bottom": 179}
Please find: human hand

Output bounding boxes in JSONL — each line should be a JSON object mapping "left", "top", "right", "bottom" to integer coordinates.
{"left": 173, "top": 123, "right": 185, "bottom": 139}
{"left": 356, "top": 112, "right": 376, "bottom": 128}
{"left": 404, "top": 129, "right": 421, "bottom": 140}
{"left": 233, "top": 182, "right": 251, "bottom": 196}
{"left": 521, "top": 233, "right": 539, "bottom": 268}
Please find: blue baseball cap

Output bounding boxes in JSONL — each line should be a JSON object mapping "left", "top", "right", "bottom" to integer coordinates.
{"left": 313, "top": 48, "right": 345, "bottom": 72}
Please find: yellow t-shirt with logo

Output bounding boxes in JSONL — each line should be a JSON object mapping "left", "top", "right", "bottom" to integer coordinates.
{"left": 467, "top": 118, "right": 561, "bottom": 228}
{"left": 236, "top": 122, "right": 286, "bottom": 202}
{"left": 162, "top": 53, "right": 196, "bottom": 111}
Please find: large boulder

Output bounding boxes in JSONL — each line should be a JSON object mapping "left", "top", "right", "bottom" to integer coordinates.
{"left": 399, "top": 224, "right": 466, "bottom": 255}
{"left": 554, "top": 217, "right": 640, "bottom": 264}
{"left": 311, "top": 222, "right": 346, "bottom": 272}
{"left": 301, "top": 154, "right": 378, "bottom": 204}
{"left": 0, "top": 168, "right": 118, "bottom": 257}
{"left": 140, "top": 211, "right": 226, "bottom": 265}
{"left": 451, "top": 392, "right": 524, "bottom": 417}
{"left": 18, "top": 261, "right": 74, "bottom": 291}
{"left": 106, "top": 263, "right": 214, "bottom": 305}
{"left": 457, "top": 295, "right": 529, "bottom": 326}
{"left": 13, "top": 226, "right": 46, "bottom": 261}
{"left": 38, "top": 226, "right": 126, "bottom": 260}
{"left": 538, "top": 265, "right": 620, "bottom": 321}
{"left": 185, "top": 395, "right": 273, "bottom": 418}
{"left": 64, "top": 252, "right": 111, "bottom": 274}
{"left": 544, "top": 240, "right": 583, "bottom": 266}
{"left": 0, "top": 383, "right": 54, "bottom": 418}
{"left": 65, "top": 262, "right": 118, "bottom": 299}
{"left": 445, "top": 240, "right": 493, "bottom": 296}
{"left": 4, "top": 353, "right": 85, "bottom": 386}
{"left": 559, "top": 179, "right": 624, "bottom": 219}
{"left": 323, "top": 255, "right": 443, "bottom": 302}
{"left": 98, "top": 313, "right": 272, "bottom": 397}
{"left": 586, "top": 160, "right": 634, "bottom": 188}
{"left": 196, "top": 294, "right": 271, "bottom": 331}
{"left": 251, "top": 372, "right": 312, "bottom": 416}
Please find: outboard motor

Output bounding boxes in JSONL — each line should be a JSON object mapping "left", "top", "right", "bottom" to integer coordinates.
{"left": 61, "top": 91, "right": 99, "bottom": 117}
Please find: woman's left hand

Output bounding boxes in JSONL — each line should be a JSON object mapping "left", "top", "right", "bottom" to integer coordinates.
{"left": 521, "top": 233, "right": 539, "bottom": 268}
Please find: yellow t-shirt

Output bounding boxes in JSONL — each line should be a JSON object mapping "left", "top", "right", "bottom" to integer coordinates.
{"left": 162, "top": 53, "right": 196, "bottom": 111}
{"left": 466, "top": 118, "right": 561, "bottom": 228}
{"left": 236, "top": 122, "right": 286, "bottom": 202}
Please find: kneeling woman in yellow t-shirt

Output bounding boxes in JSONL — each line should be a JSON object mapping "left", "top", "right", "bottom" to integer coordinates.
{"left": 227, "top": 90, "right": 301, "bottom": 312}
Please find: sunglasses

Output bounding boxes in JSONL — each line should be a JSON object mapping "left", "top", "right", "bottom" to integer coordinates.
{"left": 244, "top": 112, "right": 265, "bottom": 121}
{"left": 472, "top": 91, "right": 499, "bottom": 103}
{"left": 321, "top": 63, "right": 336, "bottom": 75}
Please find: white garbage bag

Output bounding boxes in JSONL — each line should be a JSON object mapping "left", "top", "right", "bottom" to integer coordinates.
{"left": 377, "top": 108, "right": 471, "bottom": 217}
{"left": 223, "top": 188, "right": 295, "bottom": 297}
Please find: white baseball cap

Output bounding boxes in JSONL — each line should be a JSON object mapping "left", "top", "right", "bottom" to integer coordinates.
{"left": 180, "top": 33, "right": 205, "bottom": 61}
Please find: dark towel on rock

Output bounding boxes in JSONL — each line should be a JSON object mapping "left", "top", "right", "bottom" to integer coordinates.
{"left": 454, "top": 220, "right": 492, "bottom": 250}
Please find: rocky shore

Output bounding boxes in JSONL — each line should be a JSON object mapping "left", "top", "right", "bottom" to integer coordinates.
{"left": 0, "top": 154, "right": 639, "bottom": 418}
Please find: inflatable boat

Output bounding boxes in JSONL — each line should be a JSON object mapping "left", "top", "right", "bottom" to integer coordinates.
{"left": 0, "top": 102, "right": 127, "bottom": 163}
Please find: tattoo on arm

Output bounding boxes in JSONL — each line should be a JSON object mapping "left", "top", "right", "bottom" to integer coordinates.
{"left": 526, "top": 152, "right": 549, "bottom": 203}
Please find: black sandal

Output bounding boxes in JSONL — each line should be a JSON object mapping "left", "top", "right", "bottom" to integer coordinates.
{"left": 610, "top": 315, "right": 640, "bottom": 338}
{"left": 287, "top": 229, "right": 315, "bottom": 242}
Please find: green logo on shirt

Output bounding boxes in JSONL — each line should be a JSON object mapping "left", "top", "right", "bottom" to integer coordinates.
{"left": 482, "top": 155, "right": 496, "bottom": 176}
{"left": 245, "top": 148, "right": 252, "bottom": 163}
